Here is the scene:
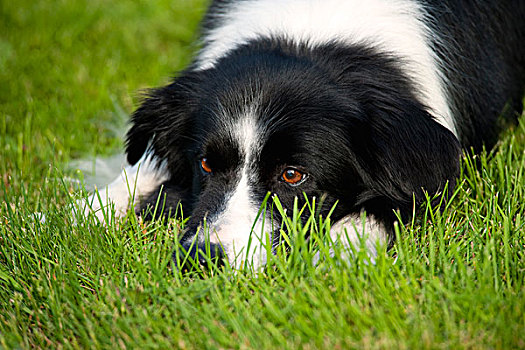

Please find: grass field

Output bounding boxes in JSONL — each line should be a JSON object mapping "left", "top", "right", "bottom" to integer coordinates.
{"left": 1, "top": 1, "right": 525, "bottom": 348}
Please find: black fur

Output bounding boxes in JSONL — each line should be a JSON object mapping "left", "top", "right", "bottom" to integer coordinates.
{"left": 424, "top": 1, "right": 525, "bottom": 151}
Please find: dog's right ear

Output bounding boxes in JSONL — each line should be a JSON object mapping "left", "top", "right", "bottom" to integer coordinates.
{"left": 126, "top": 74, "right": 201, "bottom": 166}
{"left": 125, "top": 90, "right": 162, "bottom": 165}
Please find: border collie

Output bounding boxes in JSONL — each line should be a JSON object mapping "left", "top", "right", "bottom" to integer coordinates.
{"left": 85, "top": 0, "right": 524, "bottom": 269}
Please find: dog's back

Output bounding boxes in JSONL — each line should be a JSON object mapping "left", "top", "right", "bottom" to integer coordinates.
{"left": 424, "top": 0, "right": 525, "bottom": 150}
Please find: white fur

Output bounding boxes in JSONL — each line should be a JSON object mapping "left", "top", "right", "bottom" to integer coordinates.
{"left": 77, "top": 152, "right": 168, "bottom": 223}
{"left": 197, "top": 0, "right": 456, "bottom": 135}
{"left": 230, "top": 109, "right": 260, "bottom": 159}
{"left": 313, "top": 212, "right": 388, "bottom": 265}
{"left": 329, "top": 213, "right": 387, "bottom": 258}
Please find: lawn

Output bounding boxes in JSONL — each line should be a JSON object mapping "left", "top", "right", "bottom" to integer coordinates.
{"left": 1, "top": 1, "right": 524, "bottom": 348}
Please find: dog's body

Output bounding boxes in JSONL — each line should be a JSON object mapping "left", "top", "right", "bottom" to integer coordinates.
{"left": 89, "top": 0, "right": 524, "bottom": 269}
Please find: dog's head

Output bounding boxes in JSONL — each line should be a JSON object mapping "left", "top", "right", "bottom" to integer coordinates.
{"left": 126, "top": 41, "right": 460, "bottom": 269}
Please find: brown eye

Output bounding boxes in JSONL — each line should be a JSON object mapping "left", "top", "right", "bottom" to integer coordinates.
{"left": 201, "top": 157, "right": 212, "bottom": 173}
{"left": 281, "top": 168, "right": 306, "bottom": 186}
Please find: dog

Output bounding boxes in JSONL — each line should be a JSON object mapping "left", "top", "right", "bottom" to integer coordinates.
{"left": 85, "top": 0, "right": 525, "bottom": 269}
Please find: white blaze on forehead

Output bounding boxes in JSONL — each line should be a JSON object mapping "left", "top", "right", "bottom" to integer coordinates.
{"left": 206, "top": 109, "right": 273, "bottom": 270}
{"left": 233, "top": 115, "right": 259, "bottom": 160}
{"left": 197, "top": 0, "right": 456, "bottom": 135}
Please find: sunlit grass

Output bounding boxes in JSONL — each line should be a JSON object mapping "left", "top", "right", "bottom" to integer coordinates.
{"left": 1, "top": 1, "right": 525, "bottom": 348}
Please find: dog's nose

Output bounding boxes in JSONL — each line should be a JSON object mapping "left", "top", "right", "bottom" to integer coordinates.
{"left": 174, "top": 241, "right": 226, "bottom": 271}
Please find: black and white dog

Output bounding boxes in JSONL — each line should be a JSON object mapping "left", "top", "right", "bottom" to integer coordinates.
{"left": 87, "top": 0, "right": 524, "bottom": 269}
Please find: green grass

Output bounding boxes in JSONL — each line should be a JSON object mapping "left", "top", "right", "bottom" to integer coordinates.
{"left": 1, "top": 1, "right": 525, "bottom": 348}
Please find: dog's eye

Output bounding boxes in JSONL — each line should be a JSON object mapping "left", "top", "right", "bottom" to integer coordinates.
{"left": 281, "top": 168, "right": 307, "bottom": 186}
{"left": 201, "top": 157, "right": 212, "bottom": 173}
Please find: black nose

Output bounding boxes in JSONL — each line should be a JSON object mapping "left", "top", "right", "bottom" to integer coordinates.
{"left": 173, "top": 241, "right": 226, "bottom": 271}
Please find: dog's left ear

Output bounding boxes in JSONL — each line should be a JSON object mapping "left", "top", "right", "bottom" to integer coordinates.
{"left": 351, "top": 100, "right": 462, "bottom": 209}
{"left": 125, "top": 89, "right": 166, "bottom": 166}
